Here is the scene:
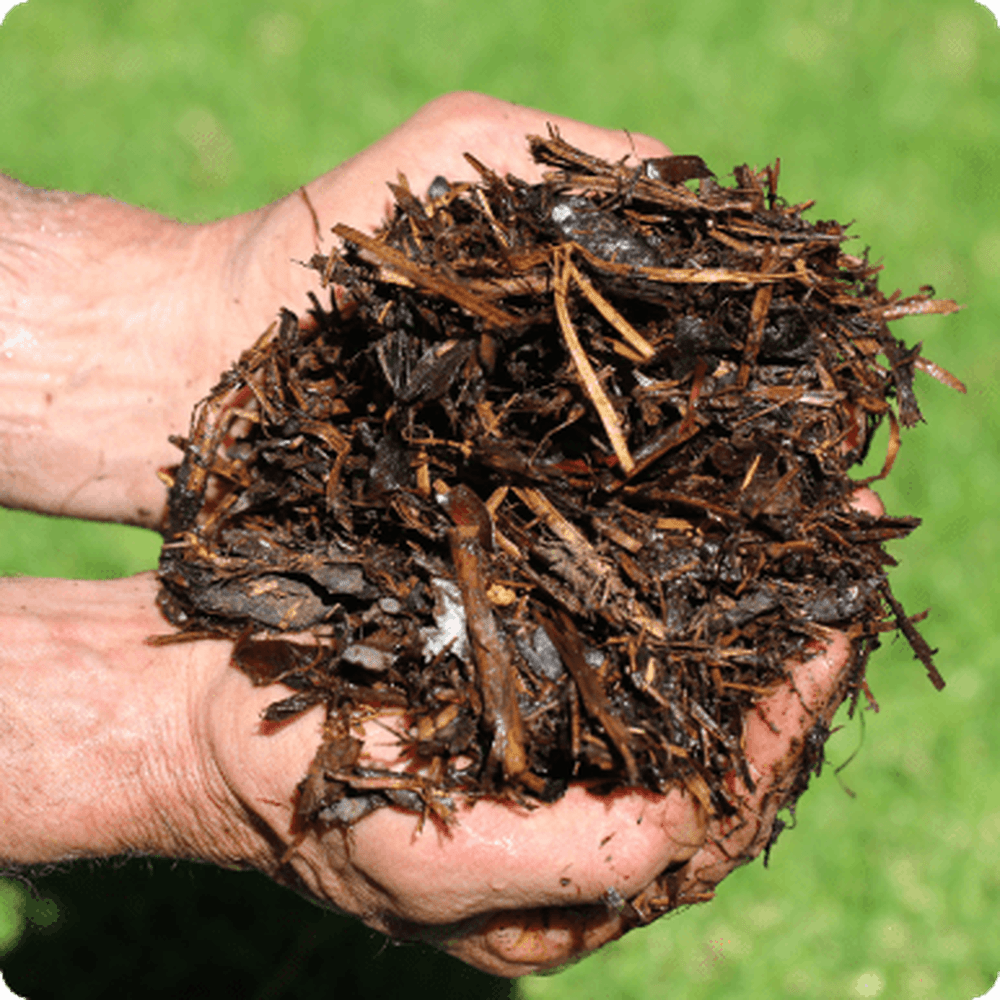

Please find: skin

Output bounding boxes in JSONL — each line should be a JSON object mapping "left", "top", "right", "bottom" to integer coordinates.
{"left": 0, "top": 92, "right": 884, "bottom": 977}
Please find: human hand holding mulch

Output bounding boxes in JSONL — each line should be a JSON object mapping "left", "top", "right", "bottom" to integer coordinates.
{"left": 0, "top": 93, "right": 961, "bottom": 978}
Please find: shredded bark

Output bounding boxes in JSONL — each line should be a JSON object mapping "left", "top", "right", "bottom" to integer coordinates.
{"left": 154, "top": 129, "right": 962, "bottom": 853}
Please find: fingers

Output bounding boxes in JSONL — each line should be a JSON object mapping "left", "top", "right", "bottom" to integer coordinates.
{"left": 662, "top": 477, "right": 882, "bottom": 901}
{"left": 851, "top": 485, "right": 885, "bottom": 518}
{"left": 310, "top": 91, "right": 670, "bottom": 235}
{"left": 438, "top": 483, "right": 888, "bottom": 963}
{"left": 232, "top": 91, "right": 669, "bottom": 360}
{"left": 342, "top": 781, "right": 704, "bottom": 925}
{"left": 209, "top": 663, "right": 704, "bottom": 915}
{"left": 448, "top": 904, "right": 625, "bottom": 978}
{"left": 384, "top": 91, "right": 670, "bottom": 185}
{"left": 211, "top": 484, "right": 889, "bottom": 973}
{"left": 742, "top": 630, "right": 853, "bottom": 787}
{"left": 663, "top": 629, "right": 854, "bottom": 907}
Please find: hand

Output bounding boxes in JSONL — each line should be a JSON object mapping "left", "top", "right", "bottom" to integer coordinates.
{"left": 201, "top": 490, "right": 883, "bottom": 977}
{"left": 0, "top": 533, "right": 876, "bottom": 980}
{"left": 0, "top": 92, "right": 671, "bottom": 529}
{"left": 0, "top": 92, "right": 881, "bottom": 978}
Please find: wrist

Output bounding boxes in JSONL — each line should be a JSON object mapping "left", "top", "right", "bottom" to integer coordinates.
{"left": 0, "top": 573, "right": 261, "bottom": 869}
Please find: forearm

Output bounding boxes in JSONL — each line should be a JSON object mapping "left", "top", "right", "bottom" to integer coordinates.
{"left": 0, "top": 573, "right": 251, "bottom": 867}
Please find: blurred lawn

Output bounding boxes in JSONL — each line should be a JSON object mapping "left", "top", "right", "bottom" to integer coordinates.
{"left": 1, "top": 0, "right": 997, "bottom": 997}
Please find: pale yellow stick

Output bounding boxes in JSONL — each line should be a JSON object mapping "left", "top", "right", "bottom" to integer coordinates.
{"left": 566, "top": 260, "right": 655, "bottom": 361}
{"left": 553, "top": 253, "right": 635, "bottom": 474}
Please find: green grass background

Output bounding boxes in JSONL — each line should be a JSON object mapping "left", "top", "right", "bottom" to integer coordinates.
{"left": 0, "top": 0, "right": 997, "bottom": 996}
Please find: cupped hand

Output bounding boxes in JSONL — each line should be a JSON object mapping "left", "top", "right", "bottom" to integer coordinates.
{"left": 199, "top": 491, "right": 882, "bottom": 978}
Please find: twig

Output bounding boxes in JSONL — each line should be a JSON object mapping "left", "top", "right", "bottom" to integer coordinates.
{"left": 566, "top": 259, "right": 655, "bottom": 360}
{"left": 553, "top": 248, "right": 635, "bottom": 473}
{"left": 447, "top": 521, "right": 542, "bottom": 791}
{"left": 880, "top": 583, "right": 945, "bottom": 691}
{"left": 537, "top": 609, "right": 639, "bottom": 785}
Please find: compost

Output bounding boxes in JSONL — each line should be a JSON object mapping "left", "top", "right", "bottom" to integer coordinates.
{"left": 155, "top": 130, "right": 962, "bottom": 852}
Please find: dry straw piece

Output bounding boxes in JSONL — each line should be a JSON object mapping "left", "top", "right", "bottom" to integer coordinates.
{"left": 155, "top": 130, "right": 963, "bottom": 895}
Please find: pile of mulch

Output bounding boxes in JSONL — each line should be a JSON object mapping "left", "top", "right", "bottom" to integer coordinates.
{"left": 155, "top": 130, "right": 962, "bottom": 853}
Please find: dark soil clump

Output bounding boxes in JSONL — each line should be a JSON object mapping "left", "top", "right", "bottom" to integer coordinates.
{"left": 155, "top": 131, "right": 962, "bottom": 841}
